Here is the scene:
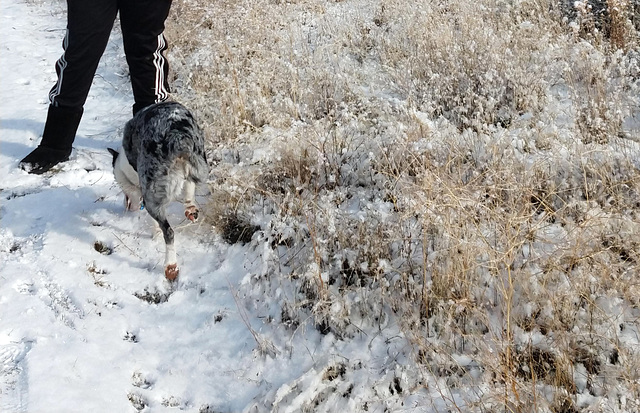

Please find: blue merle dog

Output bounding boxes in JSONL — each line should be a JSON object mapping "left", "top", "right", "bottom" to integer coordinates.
{"left": 109, "top": 102, "right": 208, "bottom": 281}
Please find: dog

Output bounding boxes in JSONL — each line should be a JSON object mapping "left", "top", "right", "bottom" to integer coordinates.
{"left": 109, "top": 101, "right": 208, "bottom": 281}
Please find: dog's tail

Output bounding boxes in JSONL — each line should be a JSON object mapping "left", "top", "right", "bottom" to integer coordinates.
{"left": 188, "top": 149, "right": 209, "bottom": 184}
{"left": 168, "top": 131, "right": 209, "bottom": 183}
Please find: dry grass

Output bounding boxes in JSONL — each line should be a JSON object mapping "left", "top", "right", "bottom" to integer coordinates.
{"left": 166, "top": 0, "right": 640, "bottom": 411}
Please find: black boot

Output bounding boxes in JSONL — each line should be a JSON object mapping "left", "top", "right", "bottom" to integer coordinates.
{"left": 19, "top": 105, "right": 83, "bottom": 174}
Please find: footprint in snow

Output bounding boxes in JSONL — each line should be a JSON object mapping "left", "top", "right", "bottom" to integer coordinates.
{"left": 0, "top": 340, "right": 34, "bottom": 413}
{"left": 40, "top": 278, "right": 85, "bottom": 329}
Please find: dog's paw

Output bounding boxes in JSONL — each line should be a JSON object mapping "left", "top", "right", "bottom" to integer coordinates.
{"left": 165, "top": 264, "right": 179, "bottom": 281}
{"left": 185, "top": 206, "right": 199, "bottom": 223}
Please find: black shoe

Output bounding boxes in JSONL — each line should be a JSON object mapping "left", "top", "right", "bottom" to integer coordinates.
{"left": 19, "top": 105, "right": 83, "bottom": 174}
{"left": 19, "top": 145, "right": 72, "bottom": 174}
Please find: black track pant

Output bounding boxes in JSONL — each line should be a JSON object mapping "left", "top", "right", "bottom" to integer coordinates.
{"left": 49, "top": 0, "right": 172, "bottom": 115}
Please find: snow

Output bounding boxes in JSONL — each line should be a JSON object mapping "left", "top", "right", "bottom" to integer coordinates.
{"left": 3, "top": 0, "right": 640, "bottom": 412}
{"left": 0, "top": 1, "right": 321, "bottom": 411}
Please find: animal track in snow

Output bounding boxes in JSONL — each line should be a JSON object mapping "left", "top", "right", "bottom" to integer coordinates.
{"left": 131, "top": 371, "right": 153, "bottom": 389}
{"left": 13, "top": 280, "right": 35, "bottom": 295}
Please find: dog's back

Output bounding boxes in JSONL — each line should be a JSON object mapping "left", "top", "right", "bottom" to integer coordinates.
{"left": 123, "top": 101, "right": 208, "bottom": 199}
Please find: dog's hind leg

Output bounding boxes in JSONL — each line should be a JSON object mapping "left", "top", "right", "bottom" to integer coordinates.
{"left": 183, "top": 180, "right": 199, "bottom": 223}
{"left": 146, "top": 206, "right": 179, "bottom": 281}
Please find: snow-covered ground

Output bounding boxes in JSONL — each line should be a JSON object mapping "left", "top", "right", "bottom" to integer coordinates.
{"left": 0, "top": 1, "right": 330, "bottom": 411}
{"left": 3, "top": 1, "right": 640, "bottom": 412}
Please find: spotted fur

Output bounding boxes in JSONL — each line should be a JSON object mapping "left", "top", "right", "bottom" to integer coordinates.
{"left": 109, "top": 102, "right": 208, "bottom": 280}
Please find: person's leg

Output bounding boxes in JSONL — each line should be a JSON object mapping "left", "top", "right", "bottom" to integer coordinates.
{"left": 119, "top": 0, "right": 173, "bottom": 116}
{"left": 20, "top": 0, "right": 118, "bottom": 174}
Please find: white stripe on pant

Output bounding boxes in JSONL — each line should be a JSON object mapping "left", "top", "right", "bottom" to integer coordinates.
{"left": 153, "top": 34, "right": 169, "bottom": 103}
{"left": 49, "top": 29, "right": 69, "bottom": 105}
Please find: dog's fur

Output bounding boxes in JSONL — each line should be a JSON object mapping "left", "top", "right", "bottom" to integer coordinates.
{"left": 109, "top": 102, "right": 208, "bottom": 280}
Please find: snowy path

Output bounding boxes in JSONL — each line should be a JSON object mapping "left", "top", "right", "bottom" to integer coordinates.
{"left": 0, "top": 1, "right": 321, "bottom": 411}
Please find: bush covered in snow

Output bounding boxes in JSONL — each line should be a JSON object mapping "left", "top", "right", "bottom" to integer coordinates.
{"left": 165, "top": 0, "right": 640, "bottom": 411}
